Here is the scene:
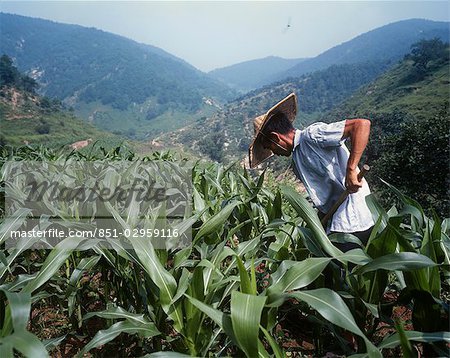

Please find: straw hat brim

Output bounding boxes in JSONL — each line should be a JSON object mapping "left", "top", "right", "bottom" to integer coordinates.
{"left": 248, "top": 93, "right": 297, "bottom": 168}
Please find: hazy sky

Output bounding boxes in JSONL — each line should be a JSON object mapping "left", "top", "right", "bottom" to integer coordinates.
{"left": 1, "top": 1, "right": 449, "bottom": 71}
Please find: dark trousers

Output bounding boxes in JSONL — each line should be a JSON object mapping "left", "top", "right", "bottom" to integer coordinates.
{"left": 331, "top": 227, "right": 373, "bottom": 253}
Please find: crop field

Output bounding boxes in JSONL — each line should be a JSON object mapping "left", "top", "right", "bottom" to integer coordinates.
{"left": 0, "top": 145, "right": 449, "bottom": 357}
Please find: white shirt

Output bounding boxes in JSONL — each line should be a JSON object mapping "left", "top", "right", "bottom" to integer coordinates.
{"left": 291, "top": 120, "right": 374, "bottom": 233}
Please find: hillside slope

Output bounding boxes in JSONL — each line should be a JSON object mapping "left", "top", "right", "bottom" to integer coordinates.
{"left": 0, "top": 13, "right": 235, "bottom": 139}
{"left": 323, "top": 45, "right": 450, "bottom": 123}
{"left": 275, "top": 19, "right": 449, "bottom": 82}
{"left": 0, "top": 86, "right": 123, "bottom": 149}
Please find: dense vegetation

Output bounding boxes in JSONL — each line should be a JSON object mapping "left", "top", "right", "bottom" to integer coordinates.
{"left": 0, "top": 54, "right": 37, "bottom": 93}
{"left": 0, "top": 145, "right": 448, "bottom": 357}
{"left": 0, "top": 14, "right": 448, "bottom": 356}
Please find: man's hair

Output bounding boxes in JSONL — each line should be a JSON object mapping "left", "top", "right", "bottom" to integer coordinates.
{"left": 262, "top": 112, "right": 293, "bottom": 135}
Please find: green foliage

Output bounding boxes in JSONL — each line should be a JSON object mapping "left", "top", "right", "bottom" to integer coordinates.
{"left": 373, "top": 106, "right": 449, "bottom": 217}
{"left": 0, "top": 55, "right": 38, "bottom": 93}
{"left": 405, "top": 38, "right": 449, "bottom": 82}
{"left": 0, "top": 146, "right": 449, "bottom": 356}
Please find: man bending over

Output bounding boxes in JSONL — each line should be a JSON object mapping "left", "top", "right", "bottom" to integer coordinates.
{"left": 248, "top": 93, "right": 373, "bottom": 250}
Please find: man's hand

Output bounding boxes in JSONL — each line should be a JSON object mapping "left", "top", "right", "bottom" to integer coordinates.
{"left": 345, "top": 167, "right": 363, "bottom": 193}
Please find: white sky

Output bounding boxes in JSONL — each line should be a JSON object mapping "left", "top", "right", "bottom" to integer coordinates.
{"left": 1, "top": 1, "right": 449, "bottom": 71}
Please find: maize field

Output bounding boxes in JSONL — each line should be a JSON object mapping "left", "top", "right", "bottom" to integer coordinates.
{"left": 0, "top": 145, "right": 449, "bottom": 357}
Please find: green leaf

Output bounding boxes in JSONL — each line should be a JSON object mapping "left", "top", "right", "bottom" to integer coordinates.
{"left": 67, "top": 255, "right": 101, "bottom": 300}
{"left": 260, "top": 325, "right": 284, "bottom": 358}
{"left": 281, "top": 186, "right": 343, "bottom": 258}
{"left": 394, "top": 319, "right": 415, "bottom": 357}
{"left": 335, "top": 249, "right": 372, "bottom": 266}
{"left": 354, "top": 252, "right": 438, "bottom": 275}
{"left": 267, "top": 258, "right": 331, "bottom": 301}
{"left": 77, "top": 320, "right": 160, "bottom": 356}
{"left": 291, "top": 288, "right": 380, "bottom": 357}
{"left": 22, "top": 236, "right": 83, "bottom": 294}
{"left": 0, "top": 208, "right": 32, "bottom": 246}
{"left": 1, "top": 290, "right": 31, "bottom": 331}
{"left": 83, "top": 306, "right": 151, "bottom": 325}
{"left": 194, "top": 201, "right": 239, "bottom": 243}
{"left": 231, "top": 291, "right": 267, "bottom": 358}
{"left": 0, "top": 330, "right": 48, "bottom": 358}
{"left": 128, "top": 236, "right": 184, "bottom": 332}
{"left": 378, "top": 331, "right": 450, "bottom": 349}
{"left": 235, "top": 256, "right": 253, "bottom": 294}
{"left": 185, "top": 294, "right": 237, "bottom": 345}
{"left": 42, "top": 335, "right": 66, "bottom": 350}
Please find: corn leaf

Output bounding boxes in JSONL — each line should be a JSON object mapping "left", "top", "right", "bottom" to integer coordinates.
{"left": 354, "top": 252, "right": 438, "bottom": 275}
{"left": 235, "top": 256, "right": 253, "bottom": 294}
{"left": 291, "top": 288, "right": 381, "bottom": 357}
{"left": 194, "top": 201, "right": 240, "bottom": 243}
{"left": 129, "top": 236, "right": 184, "bottom": 332}
{"left": 22, "top": 236, "right": 83, "bottom": 294}
{"left": 260, "top": 325, "right": 284, "bottom": 358}
{"left": 1, "top": 290, "right": 30, "bottom": 332}
{"left": 77, "top": 320, "right": 160, "bottom": 357}
{"left": 267, "top": 257, "right": 331, "bottom": 305}
{"left": 83, "top": 306, "right": 151, "bottom": 325}
{"left": 281, "top": 186, "right": 343, "bottom": 259}
{"left": 0, "top": 208, "right": 32, "bottom": 246}
{"left": 0, "top": 331, "right": 48, "bottom": 358}
{"left": 378, "top": 330, "right": 450, "bottom": 349}
{"left": 231, "top": 291, "right": 267, "bottom": 358}
{"left": 185, "top": 294, "right": 237, "bottom": 345}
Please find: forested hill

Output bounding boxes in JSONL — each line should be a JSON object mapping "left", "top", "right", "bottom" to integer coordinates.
{"left": 323, "top": 39, "right": 449, "bottom": 123}
{"left": 159, "top": 59, "right": 392, "bottom": 163}
{"left": 275, "top": 19, "right": 449, "bottom": 82}
{"left": 0, "top": 13, "right": 235, "bottom": 138}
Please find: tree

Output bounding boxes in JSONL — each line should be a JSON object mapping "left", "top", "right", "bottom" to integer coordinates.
{"left": 408, "top": 38, "right": 448, "bottom": 68}
{"left": 0, "top": 55, "right": 19, "bottom": 86}
{"left": 405, "top": 38, "right": 449, "bottom": 81}
{"left": 373, "top": 106, "right": 449, "bottom": 216}
{"left": 20, "top": 74, "right": 38, "bottom": 93}
{"left": 0, "top": 54, "right": 39, "bottom": 92}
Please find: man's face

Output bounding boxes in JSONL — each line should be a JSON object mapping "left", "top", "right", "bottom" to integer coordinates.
{"left": 261, "top": 132, "right": 291, "bottom": 157}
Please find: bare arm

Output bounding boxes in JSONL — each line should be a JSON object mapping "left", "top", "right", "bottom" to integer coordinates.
{"left": 342, "top": 118, "right": 371, "bottom": 193}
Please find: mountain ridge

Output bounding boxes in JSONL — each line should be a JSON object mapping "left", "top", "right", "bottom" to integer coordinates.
{"left": 275, "top": 18, "right": 449, "bottom": 81}
{"left": 209, "top": 56, "right": 307, "bottom": 92}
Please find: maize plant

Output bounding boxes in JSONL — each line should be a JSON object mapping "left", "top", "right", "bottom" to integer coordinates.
{"left": 0, "top": 145, "right": 448, "bottom": 357}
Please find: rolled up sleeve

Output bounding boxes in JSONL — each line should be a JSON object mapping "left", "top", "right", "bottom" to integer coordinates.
{"left": 304, "top": 120, "right": 346, "bottom": 147}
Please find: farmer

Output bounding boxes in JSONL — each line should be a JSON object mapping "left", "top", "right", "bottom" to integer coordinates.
{"left": 248, "top": 93, "right": 374, "bottom": 250}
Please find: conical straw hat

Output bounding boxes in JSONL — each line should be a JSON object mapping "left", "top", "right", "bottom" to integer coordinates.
{"left": 248, "top": 93, "right": 297, "bottom": 168}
